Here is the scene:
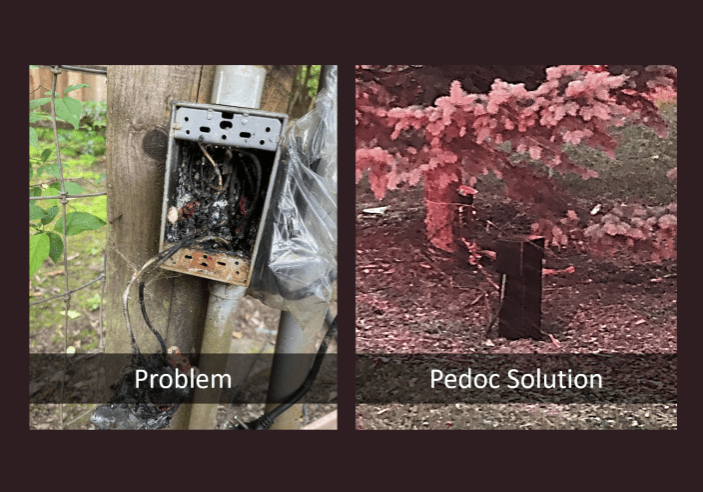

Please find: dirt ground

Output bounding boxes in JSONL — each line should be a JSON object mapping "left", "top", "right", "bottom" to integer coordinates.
{"left": 30, "top": 291, "right": 338, "bottom": 430}
{"left": 355, "top": 180, "right": 676, "bottom": 430}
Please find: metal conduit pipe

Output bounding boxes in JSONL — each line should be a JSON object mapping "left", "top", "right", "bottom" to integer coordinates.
{"left": 187, "top": 283, "right": 247, "bottom": 429}
{"left": 264, "top": 65, "right": 337, "bottom": 429}
{"left": 186, "top": 65, "right": 265, "bottom": 430}
{"left": 264, "top": 311, "right": 321, "bottom": 429}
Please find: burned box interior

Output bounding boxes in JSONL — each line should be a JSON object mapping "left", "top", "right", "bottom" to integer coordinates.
{"left": 159, "top": 103, "right": 287, "bottom": 285}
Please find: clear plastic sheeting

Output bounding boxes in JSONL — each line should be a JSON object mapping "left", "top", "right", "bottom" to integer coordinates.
{"left": 248, "top": 66, "right": 337, "bottom": 330}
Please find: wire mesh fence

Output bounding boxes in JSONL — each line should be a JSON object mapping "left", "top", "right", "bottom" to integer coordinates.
{"left": 30, "top": 65, "right": 108, "bottom": 429}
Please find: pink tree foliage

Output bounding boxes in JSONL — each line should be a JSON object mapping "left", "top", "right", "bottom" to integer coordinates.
{"left": 356, "top": 65, "right": 677, "bottom": 261}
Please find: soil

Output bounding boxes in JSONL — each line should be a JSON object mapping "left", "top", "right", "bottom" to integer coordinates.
{"left": 355, "top": 180, "right": 676, "bottom": 430}
{"left": 30, "top": 293, "right": 337, "bottom": 430}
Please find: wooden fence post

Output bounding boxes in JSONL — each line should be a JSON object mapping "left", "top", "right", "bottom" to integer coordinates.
{"left": 103, "top": 65, "right": 296, "bottom": 429}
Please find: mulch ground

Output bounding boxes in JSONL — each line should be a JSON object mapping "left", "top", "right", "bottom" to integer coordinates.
{"left": 355, "top": 182, "right": 676, "bottom": 430}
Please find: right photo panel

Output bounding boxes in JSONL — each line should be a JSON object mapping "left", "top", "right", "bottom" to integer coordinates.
{"left": 355, "top": 65, "right": 677, "bottom": 430}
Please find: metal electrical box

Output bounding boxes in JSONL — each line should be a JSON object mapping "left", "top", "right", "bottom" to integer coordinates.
{"left": 159, "top": 101, "right": 287, "bottom": 286}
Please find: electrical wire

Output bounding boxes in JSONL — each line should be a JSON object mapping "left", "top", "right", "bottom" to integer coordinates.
{"left": 198, "top": 142, "right": 225, "bottom": 191}
{"left": 232, "top": 314, "right": 337, "bottom": 430}
{"left": 181, "top": 144, "right": 262, "bottom": 247}
{"left": 122, "top": 234, "right": 213, "bottom": 356}
{"left": 237, "top": 149, "right": 262, "bottom": 213}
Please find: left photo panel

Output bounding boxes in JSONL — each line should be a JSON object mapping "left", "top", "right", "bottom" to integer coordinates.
{"left": 29, "top": 65, "right": 337, "bottom": 430}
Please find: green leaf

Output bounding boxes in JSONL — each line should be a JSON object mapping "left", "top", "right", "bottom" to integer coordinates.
{"left": 30, "top": 65, "right": 39, "bottom": 70}
{"left": 29, "top": 112, "right": 51, "bottom": 123}
{"left": 54, "top": 212, "right": 106, "bottom": 236}
{"left": 30, "top": 187, "right": 42, "bottom": 198}
{"left": 30, "top": 204, "right": 48, "bottom": 221}
{"left": 30, "top": 127, "right": 39, "bottom": 149}
{"left": 63, "top": 182, "right": 85, "bottom": 195}
{"left": 55, "top": 97, "right": 82, "bottom": 129}
{"left": 85, "top": 293, "right": 101, "bottom": 311}
{"left": 42, "top": 164, "right": 61, "bottom": 179}
{"left": 30, "top": 98, "right": 51, "bottom": 110}
{"left": 64, "top": 96, "right": 83, "bottom": 116}
{"left": 60, "top": 311, "right": 81, "bottom": 320}
{"left": 41, "top": 206, "right": 59, "bottom": 225}
{"left": 40, "top": 148, "right": 52, "bottom": 162}
{"left": 46, "top": 231, "right": 64, "bottom": 264}
{"left": 50, "top": 181, "right": 85, "bottom": 196}
{"left": 64, "top": 84, "right": 89, "bottom": 95}
{"left": 30, "top": 233, "right": 50, "bottom": 277}
{"left": 42, "top": 186, "right": 59, "bottom": 207}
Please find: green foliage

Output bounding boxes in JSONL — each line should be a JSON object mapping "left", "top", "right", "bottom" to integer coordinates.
{"left": 60, "top": 310, "right": 81, "bottom": 320}
{"left": 54, "top": 212, "right": 106, "bottom": 236}
{"left": 81, "top": 100, "right": 107, "bottom": 130}
{"left": 29, "top": 234, "right": 50, "bottom": 277}
{"left": 299, "top": 65, "right": 321, "bottom": 99}
{"left": 80, "top": 101, "right": 107, "bottom": 156}
{"left": 85, "top": 293, "right": 101, "bottom": 311}
{"left": 29, "top": 67, "right": 106, "bottom": 278}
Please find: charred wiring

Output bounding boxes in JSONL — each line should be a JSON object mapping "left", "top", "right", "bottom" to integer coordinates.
{"left": 90, "top": 350, "right": 192, "bottom": 430}
{"left": 165, "top": 141, "right": 266, "bottom": 258}
{"left": 92, "top": 141, "right": 272, "bottom": 430}
{"left": 91, "top": 235, "right": 207, "bottom": 430}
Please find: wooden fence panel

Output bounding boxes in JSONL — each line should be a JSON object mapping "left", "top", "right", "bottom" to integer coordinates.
{"left": 30, "top": 66, "right": 107, "bottom": 103}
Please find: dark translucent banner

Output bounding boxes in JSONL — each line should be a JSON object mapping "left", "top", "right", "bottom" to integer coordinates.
{"left": 30, "top": 353, "right": 337, "bottom": 405}
{"left": 356, "top": 354, "right": 676, "bottom": 404}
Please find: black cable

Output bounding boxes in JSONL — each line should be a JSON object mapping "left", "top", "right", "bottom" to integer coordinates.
{"left": 234, "top": 314, "right": 337, "bottom": 430}
{"left": 237, "top": 149, "right": 262, "bottom": 214}
{"left": 226, "top": 333, "right": 272, "bottom": 412}
{"left": 223, "top": 149, "right": 262, "bottom": 241}
{"left": 186, "top": 145, "right": 203, "bottom": 199}
{"left": 127, "top": 234, "right": 207, "bottom": 355}
{"left": 95, "top": 234, "right": 210, "bottom": 430}
{"left": 139, "top": 282, "right": 168, "bottom": 356}
{"left": 57, "top": 65, "right": 107, "bottom": 75}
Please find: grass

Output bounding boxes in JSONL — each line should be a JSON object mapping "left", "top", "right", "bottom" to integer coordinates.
{"left": 463, "top": 102, "right": 678, "bottom": 208}
{"left": 30, "top": 125, "right": 107, "bottom": 355}
{"left": 559, "top": 102, "right": 677, "bottom": 205}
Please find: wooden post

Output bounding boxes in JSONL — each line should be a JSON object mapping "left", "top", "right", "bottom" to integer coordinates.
{"left": 104, "top": 66, "right": 296, "bottom": 429}
{"left": 104, "top": 66, "right": 213, "bottom": 429}
{"left": 495, "top": 237, "right": 544, "bottom": 340}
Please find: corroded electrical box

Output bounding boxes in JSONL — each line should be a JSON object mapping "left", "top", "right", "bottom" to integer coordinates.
{"left": 159, "top": 101, "right": 287, "bottom": 285}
